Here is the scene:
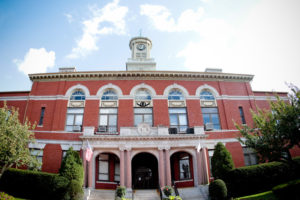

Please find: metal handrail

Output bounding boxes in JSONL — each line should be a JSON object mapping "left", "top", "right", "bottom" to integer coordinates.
{"left": 158, "top": 183, "right": 162, "bottom": 200}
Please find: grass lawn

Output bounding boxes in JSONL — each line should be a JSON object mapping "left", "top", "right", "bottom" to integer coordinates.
{"left": 234, "top": 191, "right": 278, "bottom": 200}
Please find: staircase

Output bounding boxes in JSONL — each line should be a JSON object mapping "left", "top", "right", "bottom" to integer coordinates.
{"left": 177, "top": 185, "right": 209, "bottom": 200}
{"left": 86, "top": 189, "right": 116, "bottom": 200}
{"left": 133, "top": 189, "right": 160, "bottom": 200}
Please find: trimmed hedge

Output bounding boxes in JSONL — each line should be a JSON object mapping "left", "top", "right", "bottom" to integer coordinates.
{"left": 223, "top": 157, "right": 300, "bottom": 197}
{"left": 0, "top": 168, "right": 69, "bottom": 200}
{"left": 272, "top": 179, "right": 300, "bottom": 199}
{"left": 209, "top": 179, "right": 227, "bottom": 200}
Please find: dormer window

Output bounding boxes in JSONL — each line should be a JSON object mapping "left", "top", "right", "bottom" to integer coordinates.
{"left": 70, "top": 90, "right": 85, "bottom": 101}
{"left": 101, "top": 90, "right": 118, "bottom": 101}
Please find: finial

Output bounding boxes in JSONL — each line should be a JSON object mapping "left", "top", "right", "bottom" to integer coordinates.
{"left": 139, "top": 29, "right": 142, "bottom": 37}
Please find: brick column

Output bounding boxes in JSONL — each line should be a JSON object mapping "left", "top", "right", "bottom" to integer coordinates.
{"left": 165, "top": 148, "right": 172, "bottom": 186}
{"left": 126, "top": 148, "right": 132, "bottom": 188}
{"left": 158, "top": 148, "right": 165, "bottom": 187}
{"left": 88, "top": 155, "right": 93, "bottom": 188}
{"left": 201, "top": 147, "right": 209, "bottom": 184}
{"left": 120, "top": 148, "right": 125, "bottom": 186}
{"left": 195, "top": 148, "right": 203, "bottom": 185}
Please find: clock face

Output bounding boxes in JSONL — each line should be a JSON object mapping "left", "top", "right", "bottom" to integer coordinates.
{"left": 136, "top": 44, "right": 146, "bottom": 51}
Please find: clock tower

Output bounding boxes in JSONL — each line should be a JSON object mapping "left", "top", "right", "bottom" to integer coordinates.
{"left": 126, "top": 36, "right": 156, "bottom": 71}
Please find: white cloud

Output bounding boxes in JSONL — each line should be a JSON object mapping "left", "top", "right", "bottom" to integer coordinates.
{"left": 14, "top": 48, "right": 55, "bottom": 75}
{"left": 64, "top": 13, "right": 73, "bottom": 23}
{"left": 140, "top": 5, "right": 205, "bottom": 32}
{"left": 177, "top": 0, "right": 300, "bottom": 91}
{"left": 67, "top": 0, "right": 128, "bottom": 59}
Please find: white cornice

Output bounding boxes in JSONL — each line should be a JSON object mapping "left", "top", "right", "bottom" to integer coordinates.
{"left": 29, "top": 71, "right": 254, "bottom": 82}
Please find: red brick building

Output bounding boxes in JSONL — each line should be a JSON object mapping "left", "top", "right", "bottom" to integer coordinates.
{"left": 0, "top": 36, "right": 299, "bottom": 193}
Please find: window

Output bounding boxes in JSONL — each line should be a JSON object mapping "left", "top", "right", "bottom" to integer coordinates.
{"left": 101, "top": 90, "right": 118, "bottom": 101}
{"left": 98, "top": 154, "right": 109, "bottom": 181}
{"left": 114, "top": 162, "right": 120, "bottom": 181}
{"left": 208, "top": 150, "right": 214, "bottom": 175}
{"left": 169, "top": 108, "right": 188, "bottom": 132}
{"left": 65, "top": 108, "right": 84, "bottom": 132}
{"left": 135, "top": 89, "right": 151, "bottom": 100}
{"left": 38, "top": 107, "right": 45, "bottom": 126}
{"left": 30, "top": 149, "right": 43, "bottom": 170}
{"left": 168, "top": 90, "right": 184, "bottom": 100}
{"left": 98, "top": 108, "right": 118, "bottom": 133}
{"left": 243, "top": 148, "right": 258, "bottom": 166}
{"left": 134, "top": 108, "right": 153, "bottom": 126}
{"left": 200, "top": 90, "right": 215, "bottom": 100}
{"left": 70, "top": 90, "right": 85, "bottom": 100}
{"left": 239, "top": 107, "right": 246, "bottom": 124}
{"left": 179, "top": 154, "right": 191, "bottom": 180}
{"left": 201, "top": 107, "right": 221, "bottom": 130}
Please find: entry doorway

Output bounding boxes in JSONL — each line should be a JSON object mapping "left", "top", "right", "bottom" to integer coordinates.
{"left": 132, "top": 153, "right": 158, "bottom": 189}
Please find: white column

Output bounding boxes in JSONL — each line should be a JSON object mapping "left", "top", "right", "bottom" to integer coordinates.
{"left": 159, "top": 148, "right": 165, "bottom": 187}
{"left": 120, "top": 148, "right": 125, "bottom": 186}
{"left": 126, "top": 148, "right": 132, "bottom": 188}
{"left": 165, "top": 148, "right": 172, "bottom": 186}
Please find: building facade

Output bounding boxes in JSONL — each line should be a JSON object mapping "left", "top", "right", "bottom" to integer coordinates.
{"left": 1, "top": 37, "right": 299, "bottom": 192}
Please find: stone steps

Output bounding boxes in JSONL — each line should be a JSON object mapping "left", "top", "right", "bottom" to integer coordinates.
{"left": 86, "top": 189, "right": 116, "bottom": 200}
{"left": 133, "top": 189, "right": 160, "bottom": 200}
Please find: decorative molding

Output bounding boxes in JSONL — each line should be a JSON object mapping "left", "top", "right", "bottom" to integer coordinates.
{"left": 163, "top": 83, "right": 189, "bottom": 97}
{"left": 168, "top": 100, "right": 185, "bottom": 107}
{"left": 29, "top": 71, "right": 254, "bottom": 82}
{"left": 96, "top": 83, "right": 123, "bottom": 97}
{"left": 65, "top": 84, "right": 90, "bottom": 97}
{"left": 196, "top": 84, "right": 220, "bottom": 97}
{"left": 129, "top": 83, "right": 157, "bottom": 96}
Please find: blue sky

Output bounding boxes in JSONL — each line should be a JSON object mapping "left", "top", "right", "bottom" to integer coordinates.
{"left": 0, "top": 0, "right": 299, "bottom": 92}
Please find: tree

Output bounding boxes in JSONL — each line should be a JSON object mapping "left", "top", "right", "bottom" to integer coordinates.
{"left": 236, "top": 85, "right": 300, "bottom": 163}
{"left": 59, "top": 147, "right": 84, "bottom": 200}
{"left": 211, "top": 142, "right": 235, "bottom": 179}
{"left": 0, "top": 103, "right": 38, "bottom": 179}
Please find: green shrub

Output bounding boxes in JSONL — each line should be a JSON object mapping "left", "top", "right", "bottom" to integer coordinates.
{"left": 223, "top": 157, "right": 300, "bottom": 197}
{"left": 272, "top": 179, "right": 300, "bottom": 199}
{"left": 0, "top": 192, "right": 15, "bottom": 200}
{"left": 116, "top": 186, "right": 126, "bottom": 198}
{"left": 163, "top": 186, "right": 174, "bottom": 197}
{"left": 209, "top": 179, "right": 227, "bottom": 200}
{"left": 0, "top": 168, "right": 69, "bottom": 200}
{"left": 211, "top": 142, "right": 235, "bottom": 179}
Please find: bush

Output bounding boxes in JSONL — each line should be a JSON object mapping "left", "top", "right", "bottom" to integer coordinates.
{"left": 209, "top": 179, "right": 227, "bottom": 200}
{"left": 163, "top": 186, "right": 174, "bottom": 197}
{"left": 0, "top": 192, "right": 15, "bottom": 200}
{"left": 272, "top": 179, "right": 300, "bottom": 199}
{"left": 0, "top": 168, "right": 69, "bottom": 200}
{"left": 116, "top": 186, "right": 126, "bottom": 198}
{"left": 223, "top": 157, "right": 300, "bottom": 197}
{"left": 211, "top": 142, "right": 234, "bottom": 179}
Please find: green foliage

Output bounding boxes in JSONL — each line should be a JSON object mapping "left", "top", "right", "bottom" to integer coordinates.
{"left": 272, "top": 179, "right": 300, "bottom": 199}
{"left": 236, "top": 86, "right": 300, "bottom": 163}
{"left": 0, "top": 192, "right": 15, "bottom": 200}
{"left": 211, "top": 142, "right": 235, "bottom": 179}
{"left": 59, "top": 147, "right": 84, "bottom": 200}
{"left": 0, "top": 103, "right": 38, "bottom": 178}
{"left": 234, "top": 191, "right": 277, "bottom": 200}
{"left": 223, "top": 157, "right": 300, "bottom": 197}
{"left": 163, "top": 186, "right": 174, "bottom": 197}
{"left": 0, "top": 168, "right": 69, "bottom": 200}
{"left": 209, "top": 179, "right": 227, "bottom": 200}
{"left": 59, "top": 147, "right": 84, "bottom": 185}
{"left": 116, "top": 186, "right": 126, "bottom": 198}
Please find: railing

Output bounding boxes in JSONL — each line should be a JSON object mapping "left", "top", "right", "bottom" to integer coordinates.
{"left": 158, "top": 183, "right": 162, "bottom": 200}
{"left": 66, "top": 125, "right": 82, "bottom": 132}
{"left": 173, "top": 182, "right": 179, "bottom": 196}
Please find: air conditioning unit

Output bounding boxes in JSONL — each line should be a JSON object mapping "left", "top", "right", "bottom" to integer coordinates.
{"left": 98, "top": 126, "right": 107, "bottom": 132}
{"left": 169, "top": 128, "right": 178, "bottom": 134}
{"left": 186, "top": 128, "right": 194, "bottom": 134}
{"left": 73, "top": 126, "right": 81, "bottom": 132}
{"left": 205, "top": 123, "right": 214, "bottom": 131}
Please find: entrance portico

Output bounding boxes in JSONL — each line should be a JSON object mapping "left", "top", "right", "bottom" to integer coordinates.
{"left": 82, "top": 125, "right": 209, "bottom": 190}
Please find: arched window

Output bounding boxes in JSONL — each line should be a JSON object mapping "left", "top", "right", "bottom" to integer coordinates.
{"left": 168, "top": 90, "right": 184, "bottom": 100}
{"left": 70, "top": 90, "right": 85, "bottom": 101}
{"left": 135, "top": 89, "right": 151, "bottom": 100}
{"left": 200, "top": 90, "right": 215, "bottom": 101}
{"left": 101, "top": 90, "right": 118, "bottom": 101}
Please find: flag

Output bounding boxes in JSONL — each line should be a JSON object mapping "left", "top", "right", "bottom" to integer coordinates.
{"left": 197, "top": 141, "right": 201, "bottom": 152}
{"left": 85, "top": 140, "right": 93, "bottom": 162}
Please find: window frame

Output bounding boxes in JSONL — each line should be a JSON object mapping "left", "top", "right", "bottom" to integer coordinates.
{"left": 38, "top": 107, "right": 45, "bottom": 126}
{"left": 201, "top": 107, "right": 221, "bottom": 130}
{"left": 179, "top": 154, "right": 191, "bottom": 180}
{"left": 101, "top": 90, "right": 118, "bottom": 101}
{"left": 98, "top": 154, "right": 110, "bottom": 181}
{"left": 65, "top": 108, "right": 84, "bottom": 132}
{"left": 168, "top": 89, "right": 184, "bottom": 100}
{"left": 168, "top": 107, "right": 188, "bottom": 133}
{"left": 70, "top": 90, "right": 86, "bottom": 101}
{"left": 239, "top": 106, "right": 246, "bottom": 124}
{"left": 98, "top": 108, "right": 118, "bottom": 133}
{"left": 134, "top": 107, "right": 153, "bottom": 126}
